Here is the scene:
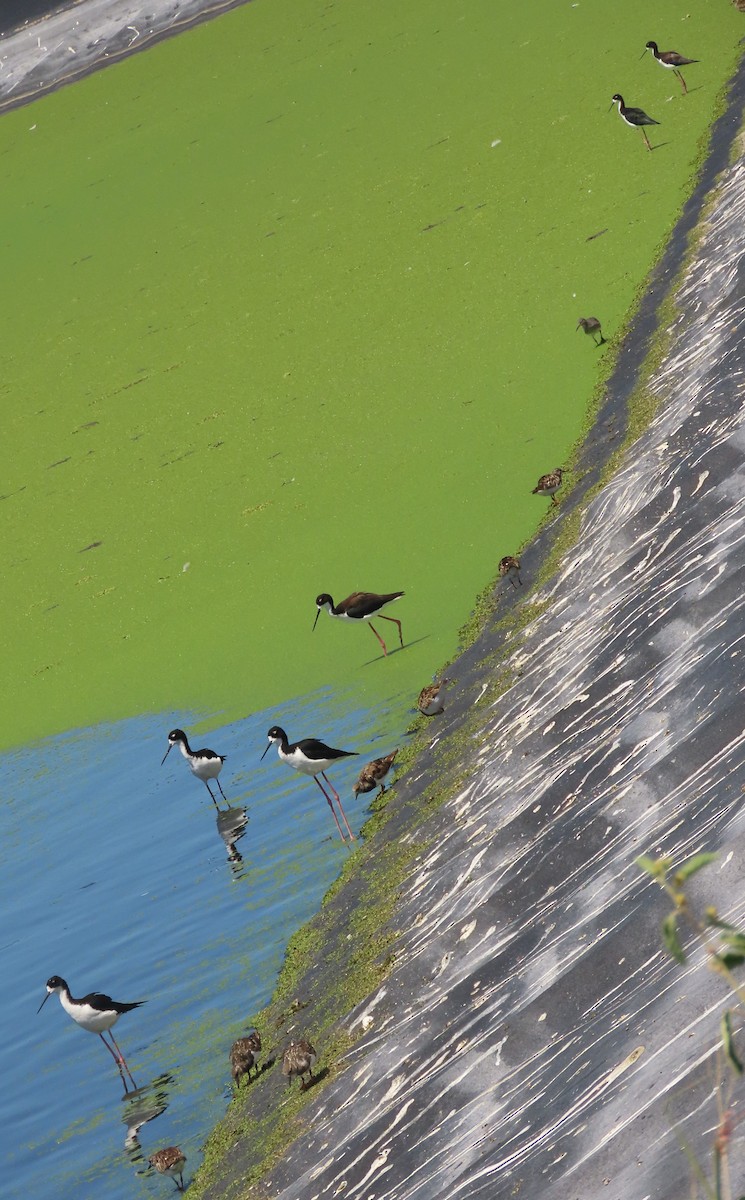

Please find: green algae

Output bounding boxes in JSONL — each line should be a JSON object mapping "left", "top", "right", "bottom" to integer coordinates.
{"left": 192, "top": 854, "right": 417, "bottom": 1197}
{"left": 190, "top": 753, "right": 457, "bottom": 1197}
{"left": 2, "top": 0, "right": 743, "bottom": 751}
{"left": 189, "top": 730, "right": 486, "bottom": 1199}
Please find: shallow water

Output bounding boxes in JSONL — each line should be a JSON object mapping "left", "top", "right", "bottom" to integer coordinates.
{"left": 5, "top": 686, "right": 403, "bottom": 1199}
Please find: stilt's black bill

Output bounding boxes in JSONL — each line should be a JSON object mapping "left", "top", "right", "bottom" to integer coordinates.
{"left": 260, "top": 741, "right": 272, "bottom": 761}
{"left": 312, "top": 608, "right": 321, "bottom": 631}
{"left": 37, "top": 991, "right": 51, "bottom": 1014}
{"left": 160, "top": 744, "right": 172, "bottom": 766}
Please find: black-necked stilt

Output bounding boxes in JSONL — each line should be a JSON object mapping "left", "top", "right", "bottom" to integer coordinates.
{"left": 643, "top": 41, "right": 698, "bottom": 95}
{"left": 498, "top": 556, "right": 522, "bottom": 588}
{"left": 230, "top": 1031, "right": 262, "bottom": 1089}
{"left": 161, "top": 728, "right": 229, "bottom": 808}
{"left": 37, "top": 975, "right": 144, "bottom": 1089}
{"left": 313, "top": 590, "right": 405, "bottom": 657}
{"left": 148, "top": 1147, "right": 187, "bottom": 1192}
{"left": 261, "top": 726, "right": 358, "bottom": 842}
{"left": 418, "top": 680, "right": 449, "bottom": 716}
{"left": 353, "top": 749, "right": 398, "bottom": 799}
{"left": 610, "top": 94, "right": 659, "bottom": 151}
{"left": 282, "top": 1039, "right": 317, "bottom": 1089}
{"left": 532, "top": 467, "right": 564, "bottom": 505}
{"left": 576, "top": 316, "right": 605, "bottom": 346}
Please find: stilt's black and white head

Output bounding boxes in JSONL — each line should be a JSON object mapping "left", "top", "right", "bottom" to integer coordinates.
{"left": 313, "top": 594, "right": 334, "bottom": 630}
{"left": 161, "top": 728, "right": 187, "bottom": 766}
{"left": 261, "top": 726, "right": 286, "bottom": 760}
{"left": 37, "top": 975, "right": 66, "bottom": 1013}
{"left": 610, "top": 93, "right": 624, "bottom": 112}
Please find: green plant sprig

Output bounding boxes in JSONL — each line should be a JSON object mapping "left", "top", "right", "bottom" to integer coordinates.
{"left": 637, "top": 852, "right": 745, "bottom": 1200}
{"left": 636, "top": 853, "right": 745, "bottom": 1003}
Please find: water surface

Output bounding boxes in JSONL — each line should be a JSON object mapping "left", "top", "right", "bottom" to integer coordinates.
{"left": 6, "top": 686, "right": 403, "bottom": 1199}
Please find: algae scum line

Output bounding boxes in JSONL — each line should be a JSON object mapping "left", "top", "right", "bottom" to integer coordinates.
{"left": 191, "top": 61, "right": 745, "bottom": 1200}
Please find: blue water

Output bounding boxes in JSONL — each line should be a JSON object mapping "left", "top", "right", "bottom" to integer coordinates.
{"left": 2, "top": 687, "right": 405, "bottom": 1199}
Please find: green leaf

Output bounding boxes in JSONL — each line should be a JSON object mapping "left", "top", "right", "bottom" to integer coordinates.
{"left": 721, "top": 1010, "right": 743, "bottom": 1075}
{"left": 673, "top": 852, "right": 718, "bottom": 884}
{"left": 706, "top": 909, "right": 737, "bottom": 932}
{"left": 662, "top": 912, "right": 686, "bottom": 964}
{"left": 720, "top": 932, "right": 745, "bottom": 955}
{"left": 636, "top": 854, "right": 659, "bottom": 876}
{"left": 717, "top": 953, "right": 745, "bottom": 970}
{"left": 636, "top": 855, "right": 672, "bottom": 883}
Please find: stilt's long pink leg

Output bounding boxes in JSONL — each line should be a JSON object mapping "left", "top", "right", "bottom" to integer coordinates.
{"left": 99, "top": 1032, "right": 122, "bottom": 1065}
{"left": 379, "top": 614, "right": 404, "bottom": 648}
{"left": 368, "top": 622, "right": 388, "bottom": 656}
{"left": 106, "top": 1031, "right": 138, "bottom": 1090}
{"left": 314, "top": 775, "right": 347, "bottom": 841}
{"left": 321, "top": 772, "right": 356, "bottom": 841}
{"left": 99, "top": 1033, "right": 134, "bottom": 1089}
{"left": 204, "top": 782, "right": 220, "bottom": 808}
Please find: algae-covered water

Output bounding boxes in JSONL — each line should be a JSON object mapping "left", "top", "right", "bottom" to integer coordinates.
{"left": 2, "top": 0, "right": 744, "bottom": 1197}
{"left": 2, "top": 0, "right": 742, "bottom": 748}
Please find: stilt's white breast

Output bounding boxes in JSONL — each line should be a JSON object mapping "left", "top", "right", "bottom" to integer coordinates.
{"left": 280, "top": 745, "right": 334, "bottom": 777}
{"left": 179, "top": 741, "right": 222, "bottom": 782}
{"left": 190, "top": 755, "right": 223, "bottom": 782}
{"left": 60, "top": 992, "right": 118, "bottom": 1034}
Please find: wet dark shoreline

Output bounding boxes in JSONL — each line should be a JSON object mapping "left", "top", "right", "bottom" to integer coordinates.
{"left": 0, "top": 1, "right": 80, "bottom": 37}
